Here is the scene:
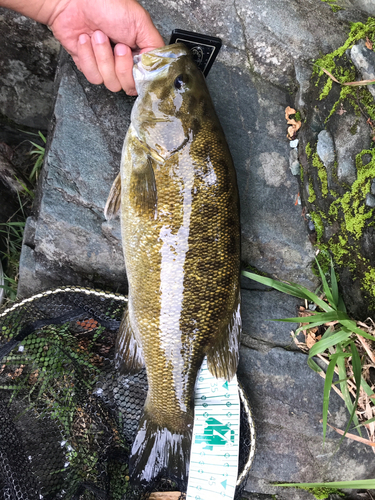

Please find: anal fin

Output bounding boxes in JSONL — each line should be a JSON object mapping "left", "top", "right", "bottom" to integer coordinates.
{"left": 104, "top": 173, "right": 121, "bottom": 220}
{"left": 115, "top": 312, "right": 144, "bottom": 374}
{"left": 206, "top": 293, "right": 241, "bottom": 381}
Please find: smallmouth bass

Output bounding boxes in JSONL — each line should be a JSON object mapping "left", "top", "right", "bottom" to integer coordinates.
{"left": 105, "top": 43, "right": 241, "bottom": 487}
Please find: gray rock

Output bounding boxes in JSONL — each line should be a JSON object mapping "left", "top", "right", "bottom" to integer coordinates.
{"left": 241, "top": 288, "right": 302, "bottom": 351}
{"left": 371, "top": 179, "right": 375, "bottom": 195}
{"left": 238, "top": 346, "right": 375, "bottom": 498}
{"left": 289, "top": 147, "right": 300, "bottom": 176}
{"left": 317, "top": 130, "right": 335, "bottom": 168}
{"left": 350, "top": 39, "right": 375, "bottom": 99}
{"left": 0, "top": 9, "right": 59, "bottom": 130}
{"left": 333, "top": 114, "right": 370, "bottom": 185}
{"left": 344, "top": 0, "right": 375, "bottom": 16}
{"left": 366, "top": 192, "right": 375, "bottom": 207}
{"left": 18, "top": 52, "right": 133, "bottom": 296}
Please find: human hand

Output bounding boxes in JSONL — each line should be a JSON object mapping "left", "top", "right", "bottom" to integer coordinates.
{"left": 47, "top": 0, "right": 165, "bottom": 94}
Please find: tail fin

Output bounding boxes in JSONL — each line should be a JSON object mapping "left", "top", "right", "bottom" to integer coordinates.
{"left": 130, "top": 409, "right": 193, "bottom": 489}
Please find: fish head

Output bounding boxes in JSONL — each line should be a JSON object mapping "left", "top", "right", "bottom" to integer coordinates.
{"left": 131, "top": 43, "right": 208, "bottom": 160}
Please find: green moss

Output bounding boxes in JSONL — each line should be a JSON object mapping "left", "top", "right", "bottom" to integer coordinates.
{"left": 363, "top": 267, "right": 375, "bottom": 298}
{"left": 306, "top": 17, "right": 375, "bottom": 313}
{"left": 341, "top": 150, "right": 375, "bottom": 239}
{"left": 328, "top": 234, "right": 350, "bottom": 266}
{"left": 310, "top": 212, "right": 324, "bottom": 241}
{"left": 313, "top": 18, "right": 375, "bottom": 103}
{"left": 312, "top": 153, "right": 328, "bottom": 197}
{"left": 320, "top": 0, "right": 344, "bottom": 12}
{"left": 350, "top": 119, "right": 359, "bottom": 135}
{"left": 308, "top": 180, "right": 316, "bottom": 203}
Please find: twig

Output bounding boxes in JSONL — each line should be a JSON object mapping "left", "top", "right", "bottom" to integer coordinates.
{"left": 326, "top": 422, "right": 375, "bottom": 448}
{"left": 357, "top": 336, "right": 375, "bottom": 364}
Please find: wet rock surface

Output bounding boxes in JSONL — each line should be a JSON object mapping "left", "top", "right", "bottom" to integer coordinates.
{"left": 5, "top": 0, "right": 375, "bottom": 497}
{"left": 0, "top": 8, "right": 60, "bottom": 132}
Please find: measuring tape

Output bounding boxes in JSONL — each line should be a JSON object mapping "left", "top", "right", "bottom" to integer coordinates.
{"left": 187, "top": 357, "right": 242, "bottom": 500}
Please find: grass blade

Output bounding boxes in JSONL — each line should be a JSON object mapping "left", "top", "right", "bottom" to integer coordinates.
{"left": 340, "top": 319, "right": 375, "bottom": 340}
{"left": 315, "top": 258, "right": 335, "bottom": 308}
{"left": 336, "top": 346, "right": 360, "bottom": 435}
{"left": 242, "top": 271, "right": 333, "bottom": 312}
{"left": 361, "top": 377, "right": 374, "bottom": 397}
{"left": 330, "top": 260, "right": 339, "bottom": 307}
{"left": 277, "top": 479, "right": 375, "bottom": 489}
{"left": 308, "top": 329, "right": 351, "bottom": 358}
{"left": 273, "top": 310, "right": 347, "bottom": 325}
{"left": 308, "top": 357, "right": 323, "bottom": 372}
{"left": 322, "top": 352, "right": 339, "bottom": 441}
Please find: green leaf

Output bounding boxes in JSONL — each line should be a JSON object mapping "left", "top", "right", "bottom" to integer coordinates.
{"left": 336, "top": 346, "right": 360, "bottom": 436}
{"left": 339, "top": 319, "right": 375, "bottom": 340}
{"left": 38, "top": 131, "right": 46, "bottom": 143}
{"left": 241, "top": 271, "right": 333, "bottom": 312}
{"left": 273, "top": 310, "right": 346, "bottom": 324}
{"left": 330, "top": 259, "right": 339, "bottom": 307}
{"left": 361, "top": 377, "right": 374, "bottom": 398}
{"left": 277, "top": 479, "right": 375, "bottom": 489}
{"left": 315, "top": 257, "right": 335, "bottom": 308}
{"left": 308, "top": 357, "right": 323, "bottom": 372}
{"left": 322, "top": 352, "right": 339, "bottom": 441}
{"left": 353, "top": 416, "right": 375, "bottom": 429}
{"left": 308, "top": 329, "right": 351, "bottom": 358}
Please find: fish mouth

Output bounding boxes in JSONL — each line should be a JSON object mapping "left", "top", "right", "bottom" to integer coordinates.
{"left": 133, "top": 43, "right": 189, "bottom": 83}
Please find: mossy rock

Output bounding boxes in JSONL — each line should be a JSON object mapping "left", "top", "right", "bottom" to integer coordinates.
{"left": 298, "top": 18, "right": 375, "bottom": 319}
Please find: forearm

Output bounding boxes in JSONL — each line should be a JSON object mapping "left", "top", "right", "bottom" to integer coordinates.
{"left": 0, "top": 0, "right": 66, "bottom": 25}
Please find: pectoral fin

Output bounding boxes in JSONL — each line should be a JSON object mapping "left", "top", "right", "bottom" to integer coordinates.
{"left": 104, "top": 173, "right": 121, "bottom": 220}
{"left": 115, "top": 312, "right": 144, "bottom": 374}
{"left": 129, "top": 149, "right": 157, "bottom": 218}
{"left": 206, "top": 292, "right": 241, "bottom": 381}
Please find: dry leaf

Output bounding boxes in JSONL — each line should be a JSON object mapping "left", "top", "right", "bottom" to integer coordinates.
{"left": 8, "top": 365, "right": 25, "bottom": 379}
{"left": 366, "top": 37, "right": 373, "bottom": 50}
{"left": 306, "top": 332, "right": 317, "bottom": 349}
{"left": 285, "top": 106, "right": 302, "bottom": 140}
{"left": 29, "top": 369, "right": 39, "bottom": 385}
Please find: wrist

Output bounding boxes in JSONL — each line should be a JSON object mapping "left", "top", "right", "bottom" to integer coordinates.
{"left": 0, "top": 0, "right": 68, "bottom": 25}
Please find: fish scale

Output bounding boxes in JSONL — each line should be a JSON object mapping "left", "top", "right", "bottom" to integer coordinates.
{"left": 105, "top": 43, "right": 241, "bottom": 488}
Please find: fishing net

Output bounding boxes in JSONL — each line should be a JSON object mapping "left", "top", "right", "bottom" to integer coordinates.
{"left": 0, "top": 287, "right": 255, "bottom": 500}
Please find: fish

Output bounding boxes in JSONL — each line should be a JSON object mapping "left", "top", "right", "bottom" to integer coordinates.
{"left": 105, "top": 43, "right": 241, "bottom": 488}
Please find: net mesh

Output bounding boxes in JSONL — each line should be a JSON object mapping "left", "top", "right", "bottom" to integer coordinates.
{"left": 0, "top": 287, "right": 255, "bottom": 500}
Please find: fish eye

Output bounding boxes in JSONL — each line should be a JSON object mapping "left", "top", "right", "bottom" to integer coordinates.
{"left": 174, "top": 74, "right": 185, "bottom": 90}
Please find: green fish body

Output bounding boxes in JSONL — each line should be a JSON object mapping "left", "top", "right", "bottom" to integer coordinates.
{"left": 105, "top": 43, "right": 241, "bottom": 487}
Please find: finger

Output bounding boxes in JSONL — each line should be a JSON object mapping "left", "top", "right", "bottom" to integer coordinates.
{"left": 114, "top": 44, "right": 137, "bottom": 96}
{"left": 136, "top": 11, "right": 165, "bottom": 53}
{"left": 91, "top": 30, "right": 122, "bottom": 93}
{"left": 77, "top": 34, "right": 103, "bottom": 85}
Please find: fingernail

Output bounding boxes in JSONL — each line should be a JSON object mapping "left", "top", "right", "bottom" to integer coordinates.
{"left": 115, "top": 44, "right": 128, "bottom": 57}
{"left": 93, "top": 31, "right": 107, "bottom": 44}
{"left": 79, "top": 34, "right": 89, "bottom": 45}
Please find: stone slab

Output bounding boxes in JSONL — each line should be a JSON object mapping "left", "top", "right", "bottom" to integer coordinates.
{"left": 238, "top": 346, "right": 375, "bottom": 499}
